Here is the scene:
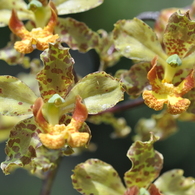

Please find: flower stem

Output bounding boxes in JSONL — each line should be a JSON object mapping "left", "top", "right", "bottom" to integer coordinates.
{"left": 95, "top": 98, "right": 144, "bottom": 115}
{"left": 39, "top": 157, "right": 62, "bottom": 195}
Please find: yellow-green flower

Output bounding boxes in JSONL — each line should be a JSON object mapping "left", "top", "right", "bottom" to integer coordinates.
{"left": 113, "top": 11, "right": 195, "bottom": 114}
{"left": 9, "top": 3, "right": 59, "bottom": 53}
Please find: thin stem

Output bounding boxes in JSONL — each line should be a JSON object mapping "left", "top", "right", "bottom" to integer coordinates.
{"left": 94, "top": 98, "right": 144, "bottom": 115}
{"left": 40, "top": 157, "right": 62, "bottom": 195}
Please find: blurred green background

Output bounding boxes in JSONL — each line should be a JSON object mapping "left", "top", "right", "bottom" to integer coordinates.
{"left": 0, "top": 0, "right": 194, "bottom": 194}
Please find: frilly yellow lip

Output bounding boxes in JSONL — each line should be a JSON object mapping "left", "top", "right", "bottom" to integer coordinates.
{"left": 9, "top": 6, "right": 59, "bottom": 54}
{"left": 33, "top": 96, "right": 90, "bottom": 149}
{"left": 143, "top": 59, "right": 195, "bottom": 114}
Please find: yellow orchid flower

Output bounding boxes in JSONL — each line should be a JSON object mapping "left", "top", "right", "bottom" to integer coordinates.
{"left": 9, "top": 3, "right": 59, "bottom": 54}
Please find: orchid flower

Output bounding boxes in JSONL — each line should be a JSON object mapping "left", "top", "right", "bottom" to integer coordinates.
{"left": 0, "top": 41, "right": 124, "bottom": 174}
{"left": 113, "top": 11, "right": 195, "bottom": 114}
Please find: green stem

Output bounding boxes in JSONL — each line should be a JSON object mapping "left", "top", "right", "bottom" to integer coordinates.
{"left": 40, "top": 157, "right": 62, "bottom": 195}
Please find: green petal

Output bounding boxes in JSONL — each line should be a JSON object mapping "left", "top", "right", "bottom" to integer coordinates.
{"left": 154, "top": 169, "right": 195, "bottom": 194}
{"left": 134, "top": 112, "right": 177, "bottom": 141}
{"left": 124, "top": 134, "right": 163, "bottom": 189}
{"left": 163, "top": 11, "right": 195, "bottom": 58}
{"left": 113, "top": 19, "right": 166, "bottom": 62}
{"left": 88, "top": 113, "right": 131, "bottom": 138}
{"left": 55, "top": 18, "right": 99, "bottom": 52}
{"left": 115, "top": 62, "right": 151, "bottom": 98}
{"left": 60, "top": 71, "right": 124, "bottom": 114}
{"left": 71, "top": 159, "right": 126, "bottom": 195}
{"left": 0, "top": 115, "right": 31, "bottom": 142}
{"left": 1, "top": 117, "right": 42, "bottom": 175}
{"left": 27, "top": 146, "right": 60, "bottom": 178}
{"left": 52, "top": 0, "right": 103, "bottom": 15}
{"left": 37, "top": 41, "right": 74, "bottom": 102}
{"left": 0, "top": 76, "right": 37, "bottom": 116}
{"left": 0, "top": 35, "right": 30, "bottom": 66}
{"left": 96, "top": 30, "right": 121, "bottom": 69}
{"left": 0, "top": 1, "right": 33, "bottom": 27}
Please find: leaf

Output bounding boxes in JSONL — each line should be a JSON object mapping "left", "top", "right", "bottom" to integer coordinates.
{"left": 113, "top": 19, "right": 166, "bottom": 63}
{"left": 1, "top": 117, "right": 42, "bottom": 175}
{"left": 163, "top": 11, "right": 195, "bottom": 58}
{"left": 124, "top": 134, "right": 163, "bottom": 189}
{"left": 55, "top": 17, "right": 99, "bottom": 52}
{"left": 60, "top": 71, "right": 124, "bottom": 114}
{"left": 0, "top": 76, "right": 37, "bottom": 116}
{"left": 0, "top": 0, "right": 33, "bottom": 27}
{"left": 115, "top": 62, "right": 151, "bottom": 98}
{"left": 134, "top": 112, "right": 177, "bottom": 141}
{"left": 37, "top": 41, "right": 75, "bottom": 102}
{"left": 52, "top": 0, "right": 104, "bottom": 15}
{"left": 154, "top": 169, "right": 195, "bottom": 195}
{"left": 71, "top": 159, "right": 126, "bottom": 195}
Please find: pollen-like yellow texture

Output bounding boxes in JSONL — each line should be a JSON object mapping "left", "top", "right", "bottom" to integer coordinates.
{"left": 9, "top": 7, "right": 59, "bottom": 54}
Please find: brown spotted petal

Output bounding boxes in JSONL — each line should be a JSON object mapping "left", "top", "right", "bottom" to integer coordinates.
{"left": 124, "top": 134, "right": 163, "bottom": 189}
{"left": 9, "top": 8, "right": 59, "bottom": 54}
{"left": 55, "top": 17, "right": 99, "bottom": 52}
{"left": 163, "top": 11, "right": 195, "bottom": 58}
{"left": 71, "top": 159, "right": 126, "bottom": 195}
{"left": 115, "top": 62, "right": 151, "bottom": 98}
{"left": 1, "top": 117, "right": 42, "bottom": 175}
{"left": 154, "top": 169, "right": 195, "bottom": 194}
{"left": 37, "top": 41, "right": 75, "bottom": 102}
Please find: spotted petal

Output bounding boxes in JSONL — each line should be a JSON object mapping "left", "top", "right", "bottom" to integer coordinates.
{"left": 124, "top": 134, "right": 163, "bottom": 189}
{"left": 37, "top": 41, "right": 74, "bottom": 102}
{"left": 163, "top": 11, "right": 195, "bottom": 58}
{"left": 154, "top": 169, "right": 195, "bottom": 194}
{"left": 113, "top": 19, "right": 166, "bottom": 63}
{"left": 52, "top": 0, "right": 104, "bottom": 15}
{"left": 55, "top": 17, "right": 99, "bottom": 52}
{"left": 0, "top": 0, "right": 33, "bottom": 27}
{"left": 1, "top": 117, "right": 42, "bottom": 175}
{"left": 115, "top": 62, "right": 151, "bottom": 98}
{"left": 0, "top": 76, "right": 37, "bottom": 116}
{"left": 60, "top": 71, "right": 124, "bottom": 114}
{"left": 71, "top": 159, "right": 126, "bottom": 195}
{"left": 134, "top": 112, "right": 177, "bottom": 141}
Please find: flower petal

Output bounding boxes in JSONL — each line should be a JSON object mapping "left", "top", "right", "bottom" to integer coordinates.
{"left": 60, "top": 71, "right": 124, "bottom": 114}
{"left": 53, "top": 0, "right": 104, "bottom": 15}
{"left": 124, "top": 134, "right": 163, "bottom": 189}
{"left": 1, "top": 117, "right": 42, "bottom": 175}
{"left": 0, "top": 76, "right": 37, "bottom": 116}
{"left": 113, "top": 19, "right": 166, "bottom": 63}
{"left": 115, "top": 62, "right": 151, "bottom": 98}
{"left": 0, "top": 0, "right": 33, "bottom": 27}
{"left": 55, "top": 17, "right": 99, "bottom": 52}
{"left": 71, "top": 159, "right": 126, "bottom": 195}
{"left": 163, "top": 11, "right": 195, "bottom": 58}
{"left": 154, "top": 169, "right": 195, "bottom": 194}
